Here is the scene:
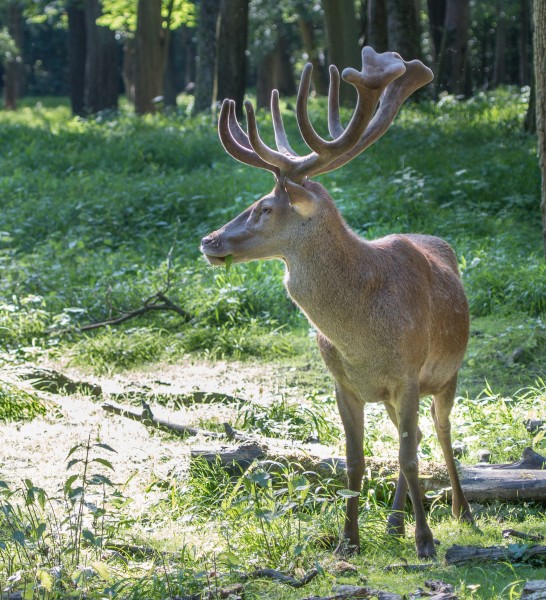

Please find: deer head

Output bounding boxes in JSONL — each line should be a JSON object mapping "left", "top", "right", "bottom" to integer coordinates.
{"left": 201, "top": 46, "right": 433, "bottom": 267}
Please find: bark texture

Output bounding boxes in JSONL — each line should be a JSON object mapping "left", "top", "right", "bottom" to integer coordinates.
{"left": 322, "top": 0, "right": 361, "bottom": 105}
{"left": 67, "top": 3, "right": 87, "bottom": 116}
{"left": 385, "top": 0, "right": 421, "bottom": 59}
{"left": 367, "top": 0, "right": 389, "bottom": 53}
{"left": 3, "top": 1, "right": 24, "bottom": 110}
{"left": 216, "top": 0, "right": 249, "bottom": 112}
{"left": 84, "top": 0, "right": 119, "bottom": 113}
{"left": 134, "top": 0, "right": 164, "bottom": 114}
{"left": 193, "top": 0, "right": 220, "bottom": 114}
{"left": 534, "top": 0, "right": 546, "bottom": 257}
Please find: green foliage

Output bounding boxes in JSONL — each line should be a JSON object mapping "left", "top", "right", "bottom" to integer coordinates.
{"left": 0, "top": 27, "right": 19, "bottom": 66}
{"left": 98, "top": 0, "right": 196, "bottom": 33}
{"left": 0, "top": 380, "right": 48, "bottom": 421}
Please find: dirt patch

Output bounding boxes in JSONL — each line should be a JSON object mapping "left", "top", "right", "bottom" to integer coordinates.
{"left": 0, "top": 358, "right": 315, "bottom": 505}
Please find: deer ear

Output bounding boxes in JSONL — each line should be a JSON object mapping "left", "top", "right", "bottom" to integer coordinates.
{"left": 283, "top": 179, "right": 319, "bottom": 217}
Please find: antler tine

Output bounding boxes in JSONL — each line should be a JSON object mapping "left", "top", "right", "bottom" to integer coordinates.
{"left": 218, "top": 99, "right": 280, "bottom": 175}
{"left": 296, "top": 48, "right": 405, "bottom": 158}
{"left": 243, "top": 99, "right": 295, "bottom": 172}
{"left": 271, "top": 89, "right": 298, "bottom": 157}
{"left": 312, "top": 59, "right": 434, "bottom": 177}
{"left": 327, "top": 65, "right": 344, "bottom": 138}
{"left": 227, "top": 100, "right": 252, "bottom": 150}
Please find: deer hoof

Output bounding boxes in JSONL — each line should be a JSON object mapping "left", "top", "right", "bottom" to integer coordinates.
{"left": 416, "top": 538, "right": 437, "bottom": 560}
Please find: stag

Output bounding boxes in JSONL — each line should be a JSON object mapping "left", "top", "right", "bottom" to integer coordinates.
{"left": 201, "top": 47, "right": 473, "bottom": 559}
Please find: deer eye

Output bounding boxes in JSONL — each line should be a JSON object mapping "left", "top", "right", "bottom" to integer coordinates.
{"left": 261, "top": 206, "right": 272, "bottom": 215}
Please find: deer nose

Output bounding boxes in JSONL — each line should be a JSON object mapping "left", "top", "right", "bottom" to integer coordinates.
{"left": 201, "top": 234, "right": 218, "bottom": 248}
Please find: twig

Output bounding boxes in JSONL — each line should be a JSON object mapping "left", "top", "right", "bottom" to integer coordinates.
{"left": 78, "top": 291, "right": 190, "bottom": 331}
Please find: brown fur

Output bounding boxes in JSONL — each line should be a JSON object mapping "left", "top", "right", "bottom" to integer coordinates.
{"left": 201, "top": 178, "right": 472, "bottom": 559}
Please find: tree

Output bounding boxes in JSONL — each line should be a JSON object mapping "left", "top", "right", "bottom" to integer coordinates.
{"left": 435, "top": 0, "right": 471, "bottom": 96}
{"left": 192, "top": 0, "right": 220, "bottom": 114}
{"left": 84, "top": 0, "right": 119, "bottom": 113}
{"left": 533, "top": 0, "right": 546, "bottom": 257}
{"left": 385, "top": 0, "right": 420, "bottom": 59}
{"left": 322, "top": 0, "right": 361, "bottom": 105}
{"left": 67, "top": 0, "right": 86, "bottom": 116}
{"left": 367, "top": 0, "right": 388, "bottom": 53}
{"left": 98, "top": 0, "right": 195, "bottom": 112}
{"left": 216, "top": 0, "right": 249, "bottom": 112}
{"left": 2, "top": 1, "right": 24, "bottom": 110}
{"left": 134, "top": 0, "right": 164, "bottom": 114}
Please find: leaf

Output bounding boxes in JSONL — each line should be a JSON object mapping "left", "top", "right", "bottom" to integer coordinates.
{"left": 37, "top": 569, "right": 54, "bottom": 592}
{"left": 64, "top": 474, "right": 79, "bottom": 494}
{"left": 66, "top": 458, "right": 82, "bottom": 471}
{"left": 12, "top": 530, "right": 25, "bottom": 546}
{"left": 92, "top": 457, "right": 114, "bottom": 470}
{"left": 225, "top": 254, "right": 234, "bottom": 272}
{"left": 336, "top": 489, "right": 360, "bottom": 499}
{"left": 35, "top": 523, "right": 47, "bottom": 539}
{"left": 218, "top": 551, "right": 240, "bottom": 568}
{"left": 91, "top": 561, "right": 111, "bottom": 581}
{"left": 93, "top": 443, "right": 117, "bottom": 453}
{"left": 247, "top": 470, "right": 270, "bottom": 488}
{"left": 82, "top": 529, "right": 96, "bottom": 545}
{"left": 66, "top": 444, "right": 83, "bottom": 460}
{"left": 88, "top": 474, "right": 115, "bottom": 487}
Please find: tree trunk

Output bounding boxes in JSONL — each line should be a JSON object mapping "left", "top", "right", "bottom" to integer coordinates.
{"left": 3, "top": 1, "right": 24, "bottom": 110}
{"left": 493, "top": 0, "right": 507, "bottom": 87}
{"left": 533, "top": 0, "right": 546, "bottom": 257}
{"left": 298, "top": 15, "right": 328, "bottom": 95}
{"left": 134, "top": 0, "right": 164, "bottom": 114}
{"left": 367, "top": 0, "right": 389, "bottom": 53}
{"left": 427, "top": 0, "right": 446, "bottom": 65}
{"left": 322, "top": 0, "right": 361, "bottom": 106}
{"left": 436, "top": 0, "right": 471, "bottom": 97}
{"left": 216, "top": 0, "right": 249, "bottom": 114}
{"left": 193, "top": 0, "right": 220, "bottom": 114}
{"left": 520, "top": 0, "right": 531, "bottom": 86}
{"left": 163, "top": 29, "right": 178, "bottom": 108}
{"left": 84, "top": 0, "right": 119, "bottom": 113}
{"left": 385, "top": 0, "right": 421, "bottom": 59}
{"left": 67, "top": 3, "right": 87, "bottom": 116}
{"left": 256, "top": 50, "right": 276, "bottom": 109}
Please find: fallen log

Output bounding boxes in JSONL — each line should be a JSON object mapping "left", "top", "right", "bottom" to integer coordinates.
{"left": 520, "top": 580, "right": 546, "bottom": 600}
{"left": 108, "top": 389, "right": 246, "bottom": 407}
{"left": 5, "top": 366, "right": 102, "bottom": 397}
{"left": 101, "top": 400, "right": 222, "bottom": 438}
{"left": 445, "top": 544, "right": 546, "bottom": 566}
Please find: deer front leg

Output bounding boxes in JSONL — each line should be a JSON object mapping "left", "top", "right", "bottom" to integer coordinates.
{"left": 396, "top": 382, "right": 436, "bottom": 559}
{"left": 334, "top": 382, "right": 365, "bottom": 556}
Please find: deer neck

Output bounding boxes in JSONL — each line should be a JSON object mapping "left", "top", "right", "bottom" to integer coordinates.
{"left": 283, "top": 213, "right": 378, "bottom": 344}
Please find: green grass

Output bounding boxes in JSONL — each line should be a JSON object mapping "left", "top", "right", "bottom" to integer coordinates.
{"left": 0, "top": 89, "right": 545, "bottom": 598}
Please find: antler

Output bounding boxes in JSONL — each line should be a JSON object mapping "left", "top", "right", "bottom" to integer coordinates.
{"left": 217, "top": 47, "right": 433, "bottom": 182}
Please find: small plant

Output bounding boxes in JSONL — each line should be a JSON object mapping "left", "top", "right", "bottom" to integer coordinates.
{"left": 0, "top": 380, "right": 49, "bottom": 422}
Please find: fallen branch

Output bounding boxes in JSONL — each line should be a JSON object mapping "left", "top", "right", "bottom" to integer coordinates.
{"left": 502, "top": 529, "right": 545, "bottom": 543}
{"left": 243, "top": 568, "right": 318, "bottom": 588}
{"left": 108, "top": 389, "right": 246, "bottom": 406}
{"left": 101, "top": 400, "right": 222, "bottom": 438}
{"left": 301, "top": 586, "right": 401, "bottom": 600}
{"left": 79, "top": 291, "right": 190, "bottom": 331}
{"left": 445, "top": 544, "right": 546, "bottom": 566}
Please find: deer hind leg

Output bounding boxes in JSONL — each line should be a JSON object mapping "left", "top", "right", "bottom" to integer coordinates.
{"left": 396, "top": 381, "right": 436, "bottom": 559}
{"left": 334, "top": 382, "right": 365, "bottom": 556}
{"left": 384, "top": 402, "right": 423, "bottom": 537}
{"left": 431, "top": 374, "right": 473, "bottom": 523}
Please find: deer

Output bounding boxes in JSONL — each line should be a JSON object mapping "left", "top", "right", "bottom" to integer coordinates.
{"left": 200, "top": 46, "right": 473, "bottom": 559}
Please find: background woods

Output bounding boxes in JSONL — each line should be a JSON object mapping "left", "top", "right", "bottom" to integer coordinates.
{"left": 0, "top": 0, "right": 537, "bottom": 112}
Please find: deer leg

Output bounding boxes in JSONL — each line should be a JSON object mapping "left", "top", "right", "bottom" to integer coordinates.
{"left": 384, "top": 403, "right": 424, "bottom": 537}
{"left": 431, "top": 375, "right": 473, "bottom": 523}
{"left": 334, "top": 383, "right": 365, "bottom": 556}
{"left": 396, "top": 382, "right": 436, "bottom": 559}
